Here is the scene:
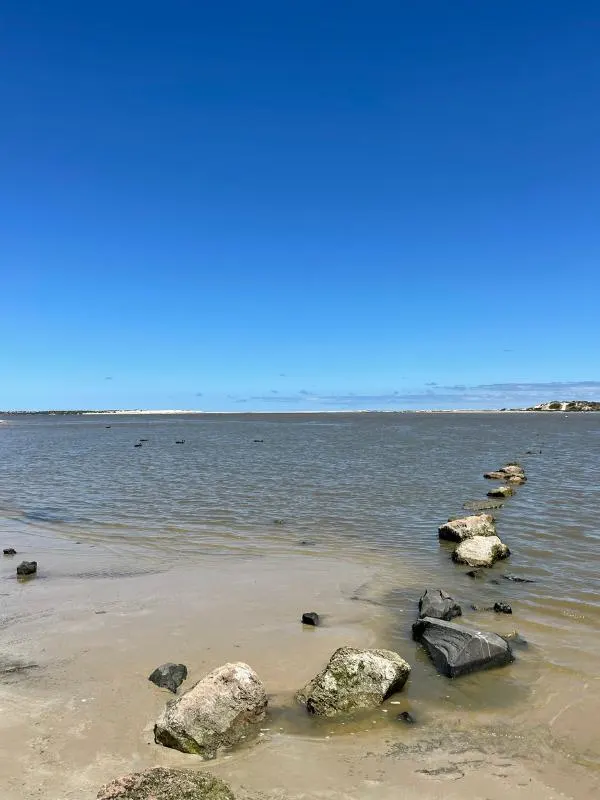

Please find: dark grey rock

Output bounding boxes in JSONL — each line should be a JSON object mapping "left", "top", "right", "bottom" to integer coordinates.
{"left": 16, "top": 561, "right": 37, "bottom": 576}
{"left": 503, "top": 574, "right": 535, "bottom": 583}
{"left": 412, "top": 617, "right": 513, "bottom": 678}
{"left": 418, "top": 589, "right": 462, "bottom": 621}
{"left": 148, "top": 662, "right": 188, "bottom": 693}
{"left": 396, "top": 711, "right": 415, "bottom": 724}
{"left": 487, "top": 485, "right": 513, "bottom": 498}
{"left": 301, "top": 612, "right": 320, "bottom": 626}
{"left": 465, "top": 569, "right": 484, "bottom": 579}
{"left": 463, "top": 499, "right": 505, "bottom": 512}
{"left": 494, "top": 602, "right": 512, "bottom": 614}
{"left": 503, "top": 631, "right": 528, "bottom": 649}
{"left": 3, "top": 548, "right": 16, "bottom": 556}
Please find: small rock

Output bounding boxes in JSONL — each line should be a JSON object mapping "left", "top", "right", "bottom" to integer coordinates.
{"left": 96, "top": 767, "right": 234, "bottom": 800}
{"left": 452, "top": 536, "right": 510, "bottom": 567}
{"left": 418, "top": 589, "right": 461, "bottom": 621}
{"left": 154, "top": 662, "right": 267, "bottom": 758}
{"left": 503, "top": 631, "right": 528, "bottom": 649}
{"left": 148, "top": 663, "right": 188, "bottom": 693}
{"left": 484, "top": 471, "right": 507, "bottom": 480}
{"left": 503, "top": 574, "right": 535, "bottom": 583}
{"left": 3, "top": 548, "right": 16, "bottom": 556}
{"left": 297, "top": 647, "right": 411, "bottom": 716}
{"left": 487, "top": 485, "right": 513, "bottom": 498}
{"left": 273, "top": 518, "right": 285, "bottom": 525}
{"left": 506, "top": 474, "right": 527, "bottom": 485}
{"left": 175, "top": 440, "right": 185, "bottom": 444}
{"left": 134, "top": 443, "right": 142, "bottom": 447}
{"left": 301, "top": 611, "right": 320, "bottom": 626}
{"left": 500, "top": 463, "right": 525, "bottom": 477}
{"left": 494, "top": 602, "right": 512, "bottom": 614}
{"left": 253, "top": 439, "right": 264, "bottom": 443}
{"left": 16, "top": 561, "right": 37, "bottom": 576}
{"left": 463, "top": 499, "right": 505, "bottom": 512}
{"left": 412, "top": 617, "right": 513, "bottom": 678}
{"left": 298, "top": 540, "right": 315, "bottom": 547}
{"left": 396, "top": 711, "right": 415, "bottom": 724}
{"left": 465, "top": 569, "right": 484, "bottom": 579}
{"left": 438, "top": 513, "right": 496, "bottom": 542}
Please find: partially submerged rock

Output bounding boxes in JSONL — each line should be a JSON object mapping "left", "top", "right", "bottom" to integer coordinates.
{"left": 484, "top": 471, "right": 507, "bottom": 480}
{"left": 494, "top": 602, "right": 512, "bottom": 614}
{"left": 487, "top": 485, "right": 513, "bottom": 498}
{"left": 452, "top": 535, "right": 510, "bottom": 567}
{"left": 463, "top": 499, "right": 505, "bottom": 512}
{"left": 412, "top": 617, "right": 513, "bottom": 678}
{"left": 16, "top": 561, "right": 37, "bottom": 576}
{"left": 3, "top": 548, "right": 16, "bottom": 556}
{"left": 500, "top": 463, "right": 525, "bottom": 477}
{"left": 438, "top": 513, "right": 496, "bottom": 542}
{"left": 418, "top": 589, "right": 461, "bottom": 621}
{"left": 297, "top": 647, "right": 410, "bottom": 716}
{"left": 154, "top": 662, "right": 267, "bottom": 758}
{"left": 506, "top": 474, "right": 527, "bottom": 485}
{"left": 96, "top": 767, "right": 234, "bottom": 799}
{"left": 148, "top": 662, "right": 188, "bottom": 693}
{"left": 301, "top": 611, "right": 320, "bottom": 626}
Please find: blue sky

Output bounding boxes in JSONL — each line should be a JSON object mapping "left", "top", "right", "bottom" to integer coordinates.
{"left": 1, "top": 1, "right": 598, "bottom": 411}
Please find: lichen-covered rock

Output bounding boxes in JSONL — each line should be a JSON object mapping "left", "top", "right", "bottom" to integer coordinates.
{"left": 500, "top": 463, "right": 525, "bottom": 477}
{"left": 463, "top": 499, "right": 505, "bottom": 512}
{"left": 97, "top": 767, "right": 234, "bottom": 799}
{"left": 487, "top": 485, "right": 513, "bottom": 498}
{"left": 412, "top": 617, "right": 513, "bottom": 677}
{"left": 418, "top": 589, "right": 462, "bottom": 621}
{"left": 149, "top": 662, "right": 188, "bottom": 693}
{"left": 438, "top": 513, "right": 496, "bottom": 542}
{"left": 452, "top": 535, "right": 510, "bottom": 567}
{"left": 154, "top": 662, "right": 267, "bottom": 759}
{"left": 484, "top": 471, "right": 507, "bottom": 480}
{"left": 297, "top": 647, "right": 410, "bottom": 716}
{"left": 506, "top": 474, "right": 527, "bottom": 485}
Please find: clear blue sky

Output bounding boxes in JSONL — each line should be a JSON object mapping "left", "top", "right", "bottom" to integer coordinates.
{"left": 1, "top": 0, "right": 598, "bottom": 410}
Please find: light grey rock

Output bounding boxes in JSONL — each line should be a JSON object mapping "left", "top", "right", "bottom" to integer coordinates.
{"left": 297, "top": 647, "right": 410, "bottom": 716}
{"left": 96, "top": 767, "right": 234, "bottom": 799}
{"left": 452, "top": 535, "right": 510, "bottom": 567}
{"left": 148, "top": 663, "right": 188, "bottom": 693}
{"left": 487, "top": 485, "right": 513, "bottom": 498}
{"left": 412, "top": 617, "right": 513, "bottom": 677}
{"left": 500, "top": 463, "right": 525, "bottom": 477}
{"left": 438, "top": 513, "right": 496, "bottom": 542}
{"left": 418, "top": 589, "right": 462, "bottom": 621}
{"left": 484, "top": 471, "right": 507, "bottom": 480}
{"left": 154, "top": 662, "right": 267, "bottom": 759}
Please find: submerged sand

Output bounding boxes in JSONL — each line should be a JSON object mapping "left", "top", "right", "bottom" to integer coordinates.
{"left": 1, "top": 537, "right": 598, "bottom": 800}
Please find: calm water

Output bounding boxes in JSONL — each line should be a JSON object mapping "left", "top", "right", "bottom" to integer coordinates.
{"left": 1, "top": 413, "right": 600, "bottom": 674}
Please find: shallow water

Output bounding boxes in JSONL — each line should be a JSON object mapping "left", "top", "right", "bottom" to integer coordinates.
{"left": 1, "top": 411, "right": 599, "bottom": 797}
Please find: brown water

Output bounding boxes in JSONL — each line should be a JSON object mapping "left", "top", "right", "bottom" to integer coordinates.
{"left": 0, "top": 412, "right": 599, "bottom": 798}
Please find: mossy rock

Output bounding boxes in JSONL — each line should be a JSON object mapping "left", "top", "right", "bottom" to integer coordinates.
{"left": 97, "top": 767, "right": 234, "bottom": 799}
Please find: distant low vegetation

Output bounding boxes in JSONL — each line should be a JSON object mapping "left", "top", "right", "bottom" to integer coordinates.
{"left": 525, "top": 400, "right": 600, "bottom": 412}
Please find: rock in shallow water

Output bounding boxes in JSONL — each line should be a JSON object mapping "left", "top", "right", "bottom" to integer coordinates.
{"left": 463, "top": 499, "right": 505, "bottom": 512}
{"left": 96, "top": 767, "right": 234, "bottom": 799}
{"left": 3, "top": 548, "right": 16, "bottom": 556}
{"left": 301, "top": 611, "right": 320, "bottom": 626}
{"left": 418, "top": 589, "right": 462, "bottom": 621}
{"left": 438, "top": 513, "right": 496, "bottom": 542}
{"left": 154, "top": 662, "right": 267, "bottom": 759}
{"left": 412, "top": 617, "right": 513, "bottom": 677}
{"left": 452, "top": 536, "right": 510, "bottom": 567}
{"left": 487, "top": 485, "right": 514, "bottom": 498}
{"left": 148, "top": 662, "right": 188, "bottom": 693}
{"left": 16, "top": 561, "right": 37, "bottom": 576}
{"left": 297, "top": 647, "right": 410, "bottom": 716}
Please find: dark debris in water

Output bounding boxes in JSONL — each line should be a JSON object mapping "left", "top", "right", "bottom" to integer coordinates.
{"left": 463, "top": 499, "right": 505, "bottom": 512}
{"left": 503, "top": 575, "right": 536, "bottom": 583}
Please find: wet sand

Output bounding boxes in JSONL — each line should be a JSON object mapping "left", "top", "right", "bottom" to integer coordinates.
{"left": 1, "top": 538, "right": 598, "bottom": 799}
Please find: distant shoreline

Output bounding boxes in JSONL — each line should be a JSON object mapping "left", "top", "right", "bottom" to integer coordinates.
{"left": 1, "top": 407, "right": 599, "bottom": 416}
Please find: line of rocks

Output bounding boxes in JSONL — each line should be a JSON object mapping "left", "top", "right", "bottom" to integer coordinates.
{"left": 95, "top": 461, "right": 530, "bottom": 798}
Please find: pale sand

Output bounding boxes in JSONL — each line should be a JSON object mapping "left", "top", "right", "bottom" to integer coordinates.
{"left": 0, "top": 547, "right": 598, "bottom": 799}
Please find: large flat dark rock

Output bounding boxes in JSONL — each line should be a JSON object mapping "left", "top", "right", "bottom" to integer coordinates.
{"left": 412, "top": 617, "right": 513, "bottom": 678}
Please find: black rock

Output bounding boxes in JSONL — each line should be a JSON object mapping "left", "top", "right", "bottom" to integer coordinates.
{"left": 418, "top": 589, "right": 462, "bottom": 621}
{"left": 503, "top": 632, "right": 528, "bottom": 649}
{"left": 412, "top": 617, "right": 513, "bottom": 678}
{"left": 502, "top": 574, "right": 535, "bottom": 583}
{"left": 175, "top": 440, "right": 185, "bottom": 444}
{"left": 466, "top": 569, "right": 483, "bottom": 579}
{"left": 148, "top": 663, "right": 188, "bottom": 693}
{"left": 105, "top": 425, "right": 111, "bottom": 428}
{"left": 134, "top": 443, "right": 142, "bottom": 447}
{"left": 16, "top": 561, "right": 37, "bottom": 576}
{"left": 253, "top": 439, "right": 264, "bottom": 443}
{"left": 273, "top": 518, "right": 285, "bottom": 525}
{"left": 494, "top": 602, "right": 512, "bottom": 614}
{"left": 3, "top": 548, "right": 17, "bottom": 556}
{"left": 139, "top": 438, "right": 149, "bottom": 442}
{"left": 396, "top": 711, "right": 415, "bottom": 724}
{"left": 299, "top": 540, "right": 316, "bottom": 547}
{"left": 302, "top": 611, "right": 320, "bottom": 626}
